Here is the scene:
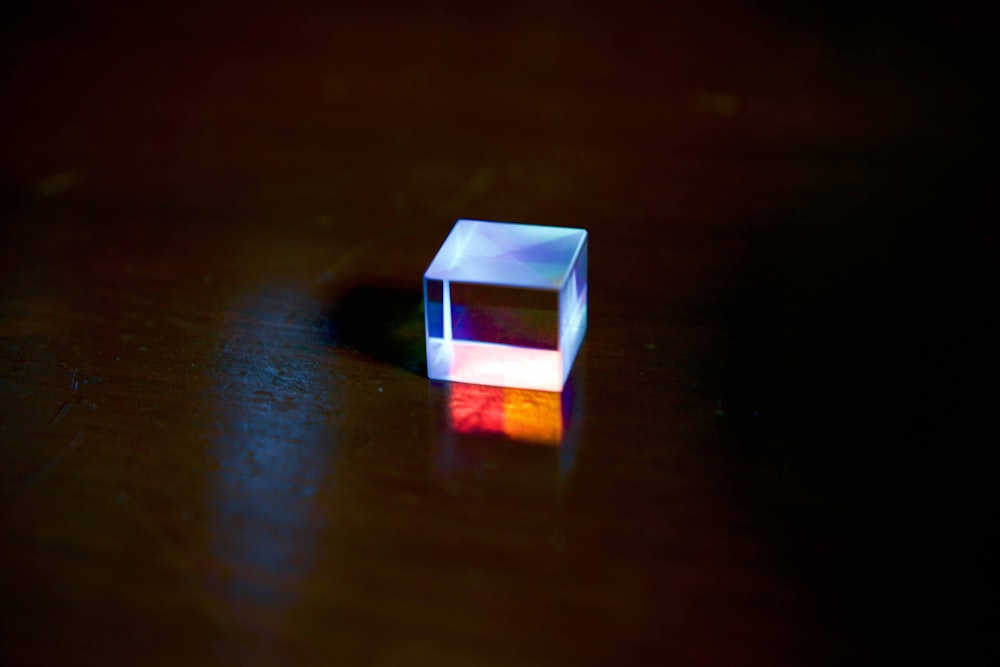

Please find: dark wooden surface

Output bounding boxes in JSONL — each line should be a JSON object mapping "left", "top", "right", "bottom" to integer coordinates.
{"left": 2, "top": 2, "right": 997, "bottom": 665}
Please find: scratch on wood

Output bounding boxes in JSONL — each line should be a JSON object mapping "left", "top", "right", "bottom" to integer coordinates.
{"left": 17, "top": 430, "right": 85, "bottom": 485}
{"left": 116, "top": 496, "right": 233, "bottom": 623}
{"left": 59, "top": 362, "right": 79, "bottom": 391}
{"left": 46, "top": 395, "right": 96, "bottom": 430}
{"left": 49, "top": 401, "right": 72, "bottom": 426}
{"left": 164, "top": 316, "right": 199, "bottom": 332}
{"left": 434, "top": 168, "right": 495, "bottom": 219}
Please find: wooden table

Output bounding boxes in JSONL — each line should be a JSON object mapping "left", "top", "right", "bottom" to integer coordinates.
{"left": 2, "top": 2, "right": 997, "bottom": 664}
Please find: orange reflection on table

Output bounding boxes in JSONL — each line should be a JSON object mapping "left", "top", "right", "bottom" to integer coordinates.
{"left": 447, "top": 382, "right": 564, "bottom": 445}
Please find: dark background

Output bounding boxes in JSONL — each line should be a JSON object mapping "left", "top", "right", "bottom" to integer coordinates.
{"left": 2, "top": 1, "right": 997, "bottom": 665}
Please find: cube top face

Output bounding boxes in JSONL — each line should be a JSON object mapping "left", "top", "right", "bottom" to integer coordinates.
{"left": 425, "top": 219, "right": 587, "bottom": 290}
{"left": 425, "top": 219, "right": 588, "bottom": 393}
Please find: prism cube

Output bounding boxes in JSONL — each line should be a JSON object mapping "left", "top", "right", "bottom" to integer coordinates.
{"left": 424, "top": 219, "right": 588, "bottom": 392}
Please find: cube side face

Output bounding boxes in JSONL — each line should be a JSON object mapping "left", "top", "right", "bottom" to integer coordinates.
{"left": 424, "top": 220, "right": 587, "bottom": 392}
{"left": 558, "top": 236, "right": 588, "bottom": 384}
{"left": 424, "top": 277, "right": 563, "bottom": 391}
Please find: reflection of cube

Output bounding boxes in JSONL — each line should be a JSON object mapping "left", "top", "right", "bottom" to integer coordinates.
{"left": 424, "top": 219, "right": 588, "bottom": 392}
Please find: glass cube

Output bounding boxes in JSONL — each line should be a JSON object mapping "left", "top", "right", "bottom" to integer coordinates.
{"left": 424, "top": 219, "right": 588, "bottom": 392}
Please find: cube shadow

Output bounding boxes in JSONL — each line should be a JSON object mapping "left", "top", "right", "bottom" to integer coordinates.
{"left": 321, "top": 283, "right": 426, "bottom": 376}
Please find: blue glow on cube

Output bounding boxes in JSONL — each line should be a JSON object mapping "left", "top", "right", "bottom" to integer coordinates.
{"left": 425, "top": 219, "right": 588, "bottom": 392}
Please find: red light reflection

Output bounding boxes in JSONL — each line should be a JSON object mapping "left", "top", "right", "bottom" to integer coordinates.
{"left": 447, "top": 383, "right": 563, "bottom": 446}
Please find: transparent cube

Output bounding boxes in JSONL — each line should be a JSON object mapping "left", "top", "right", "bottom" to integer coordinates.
{"left": 424, "top": 219, "right": 588, "bottom": 392}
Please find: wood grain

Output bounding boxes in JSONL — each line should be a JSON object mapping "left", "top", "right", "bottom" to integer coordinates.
{"left": 2, "top": 2, "right": 997, "bottom": 665}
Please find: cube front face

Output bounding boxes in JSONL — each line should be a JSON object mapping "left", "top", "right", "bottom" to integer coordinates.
{"left": 425, "top": 220, "right": 588, "bottom": 392}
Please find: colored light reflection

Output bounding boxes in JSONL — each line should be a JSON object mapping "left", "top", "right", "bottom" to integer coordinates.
{"left": 447, "top": 382, "right": 564, "bottom": 446}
